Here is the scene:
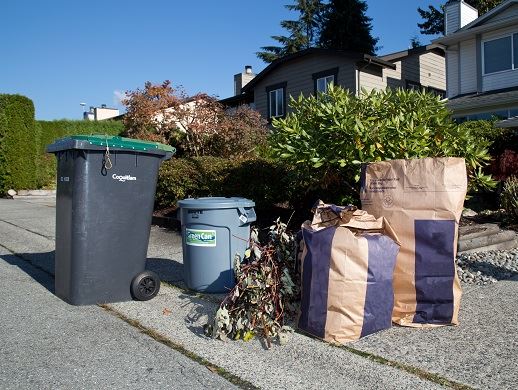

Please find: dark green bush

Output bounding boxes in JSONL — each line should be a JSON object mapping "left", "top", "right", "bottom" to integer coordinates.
{"left": 37, "top": 119, "right": 123, "bottom": 187}
{"left": 156, "top": 157, "right": 233, "bottom": 207}
{"left": 459, "top": 120, "right": 518, "bottom": 154}
{"left": 458, "top": 120, "right": 518, "bottom": 182}
{"left": 155, "top": 156, "right": 355, "bottom": 213}
{"left": 0, "top": 94, "right": 39, "bottom": 192}
{"left": 156, "top": 157, "right": 289, "bottom": 210}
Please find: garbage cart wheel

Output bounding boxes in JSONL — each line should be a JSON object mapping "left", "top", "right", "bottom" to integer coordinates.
{"left": 131, "top": 271, "right": 160, "bottom": 301}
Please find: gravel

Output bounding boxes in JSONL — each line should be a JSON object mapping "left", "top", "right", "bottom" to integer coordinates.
{"left": 456, "top": 248, "right": 518, "bottom": 285}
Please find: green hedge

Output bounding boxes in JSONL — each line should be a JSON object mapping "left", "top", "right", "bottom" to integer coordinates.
{"left": 37, "top": 119, "right": 123, "bottom": 187}
{"left": 0, "top": 94, "right": 39, "bottom": 193}
{"left": 0, "top": 93, "right": 124, "bottom": 193}
{"left": 156, "top": 157, "right": 296, "bottom": 210}
{"left": 156, "top": 156, "right": 355, "bottom": 212}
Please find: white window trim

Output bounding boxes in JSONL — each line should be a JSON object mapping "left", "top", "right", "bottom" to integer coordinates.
{"left": 482, "top": 32, "right": 518, "bottom": 76}
{"left": 268, "top": 88, "right": 285, "bottom": 118}
{"left": 316, "top": 75, "right": 335, "bottom": 93}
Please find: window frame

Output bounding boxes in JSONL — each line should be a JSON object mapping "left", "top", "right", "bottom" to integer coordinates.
{"left": 459, "top": 107, "right": 518, "bottom": 121}
{"left": 312, "top": 67, "right": 339, "bottom": 94}
{"left": 265, "top": 82, "right": 287, "bottom": 120}
{"left": 405, "top": 79, "right": 422, "bottom": 91}
{"left": 482, "top": 32, "right": 518, "bottom": 75}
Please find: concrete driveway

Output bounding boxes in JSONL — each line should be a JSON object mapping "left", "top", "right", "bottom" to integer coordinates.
{"left": 1, "top": 197, "right": 517, "bottom": 389}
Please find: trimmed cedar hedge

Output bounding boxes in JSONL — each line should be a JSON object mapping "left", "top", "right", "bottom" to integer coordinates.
{"left": 0, "top": 93, "right": 123, "bottom": 192}
{"left": 0, "top": 94, "right": 39, "bottom": 192}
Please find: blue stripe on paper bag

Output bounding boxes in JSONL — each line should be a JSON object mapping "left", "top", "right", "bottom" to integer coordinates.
{"left": 361, "top": 234, "right": 399, "bottom": 337}
{"left": 298, "top": 227, "right": 335, "bottom": 338}
{"left": 413, "top": 220, "right": 456, "bottom": 324}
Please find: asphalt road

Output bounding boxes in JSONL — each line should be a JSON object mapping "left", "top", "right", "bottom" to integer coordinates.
{"left": 2, "top": 197, "right": 517, "bottom": 389}
{"left": 0, "top": 225, "right": 234, "bottom": 389}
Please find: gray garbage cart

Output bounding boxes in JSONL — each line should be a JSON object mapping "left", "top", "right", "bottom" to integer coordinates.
{"left": 47, "top": 135, "right": 175, "bottom": 305}
{"left": 178, "top": 197, "right": 256, "bottom": 293}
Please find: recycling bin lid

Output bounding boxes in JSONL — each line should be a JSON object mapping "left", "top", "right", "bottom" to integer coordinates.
{"left": 178, "top": 197, "right": 255, "bottom": 210}
{"left": 46, "top": 135, "right": 175, "bottom": 157}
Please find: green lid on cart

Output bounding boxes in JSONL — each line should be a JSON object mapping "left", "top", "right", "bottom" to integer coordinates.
{"left": 46, "top": 135, "right": 175, "bottom": 156}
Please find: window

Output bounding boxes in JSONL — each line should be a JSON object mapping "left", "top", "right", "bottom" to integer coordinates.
{"left": 455, "top": 108, "right": 517, "bottom": 122}
{"left": 483, "top": 33, "right": 518, "bottom": 74}
{"left": 266, "top": 82, "right": 287, "bottom": 119}
{"left": 269, "top": 88, "right": 284, "bottom": 117}
{"left": 406, "top": 80, "right": 422, "bottom": 91}
{"left": 316, "top": 75, "right": 334, "bottom": 93}
{"left": 312, "top": 68, "right": 339, "bottom": 94}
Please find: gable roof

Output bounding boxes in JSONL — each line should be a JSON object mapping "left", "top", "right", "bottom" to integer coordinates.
{"left": 241, "top": 48, "right": 396, "bottom": 93}
{"left": 461, "top": 0, "right": 518, "bottom": 29}
{"left": 435, "top": 0, "right": 518, "bottom": 45}
{"left": 379, "top": 44, "right": 445, "bottom": 62}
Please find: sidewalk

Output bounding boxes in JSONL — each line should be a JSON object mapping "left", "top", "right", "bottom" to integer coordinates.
{"left": 1, "top": 197, "right": 517, "bottom": 389}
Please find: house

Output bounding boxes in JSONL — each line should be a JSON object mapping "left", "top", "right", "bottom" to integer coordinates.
{"left": 434, "top": 0, "right": 518, "bottom": 121}
{"left": 220, "top": 46, "right": 445, "bottom": 121}
{"left": 83, "top": 104, "right": 120, "bottom": 121}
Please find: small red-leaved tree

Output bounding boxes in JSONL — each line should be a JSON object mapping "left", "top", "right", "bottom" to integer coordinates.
{"left": 122, "top": 80, "right": 268, "bottom": 158}
{"left": 122, "top": 80, "right": 184, "bottom": 144}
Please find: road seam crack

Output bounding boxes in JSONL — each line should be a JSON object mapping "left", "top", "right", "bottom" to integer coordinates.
{"left": 99, "top": 304, "right": 257, "bottom": 390}
{"left": 0, "top": 219, "right": 54, "bottom": 240}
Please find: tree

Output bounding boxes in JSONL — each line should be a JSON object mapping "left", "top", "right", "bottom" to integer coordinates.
{"left": 418, "top": 1, "right": 503, "bottom": 35}
{"left": 122, "top": 81, "right": 268, "bottom": 158}
{"left": 410, "top": 35, "right": 422, "bottom": 49}
{"left": 122, "top": 80, "right": 185, "bottom": 144}
{"left": 318, "top": 0, "right": 378, "bottom": 55}
{"left": 257, "top": 0, "right": 325, "bottom": 63}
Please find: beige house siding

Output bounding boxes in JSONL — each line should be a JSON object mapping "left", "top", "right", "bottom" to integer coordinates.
{"left": 358, "top": 66, "right": 385, "bottom": 92}
{"left": 446, "top": 44, "right": 460, "bottom": 98}
{"left": 419, "top": 51, "right": 446, "bottom": 90}
{"left": 359, "top": 51, "right": 446, "bottom": 93}
{"left": 459, "top": 38, "right": 477, "bottom": 94}
{"left": 253, "top": 53, "right": 357, "bottom": 118}
{"left": 249, "top": 49, "right": 445, "bottom": 119}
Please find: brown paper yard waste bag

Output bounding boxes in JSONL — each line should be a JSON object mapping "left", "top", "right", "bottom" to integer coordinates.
{"left": 298, "top": 202, "right": 400, "bottom": 344}
{"left": 360, "top": 157, "right": 467, "bottom": 327}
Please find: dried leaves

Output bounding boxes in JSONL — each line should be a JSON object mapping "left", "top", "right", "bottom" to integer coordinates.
{"left": 205, "top": 219, "right": 299, "bottom": 348}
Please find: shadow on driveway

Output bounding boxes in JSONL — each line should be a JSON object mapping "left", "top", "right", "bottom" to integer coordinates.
{"left": 0, "top": 251, "right": 55, "bottom": 294}
{"left": 0, "top": 251, "right": 187, "bottom": 296}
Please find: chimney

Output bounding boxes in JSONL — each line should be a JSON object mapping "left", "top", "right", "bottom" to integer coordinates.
{"left": 234, "top": 65, "right": 255, "bottom": 95}
{"left": 444, "top": 0, "right": 479, "bottom": 35}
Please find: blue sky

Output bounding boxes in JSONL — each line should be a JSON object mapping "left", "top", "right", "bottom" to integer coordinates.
{"left": 0, "top": 0, "right": 443, "bottom": 120}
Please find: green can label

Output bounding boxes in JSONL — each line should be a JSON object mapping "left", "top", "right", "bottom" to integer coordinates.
{"left": 186, "top": 229, "right": 216, "bottom": 247}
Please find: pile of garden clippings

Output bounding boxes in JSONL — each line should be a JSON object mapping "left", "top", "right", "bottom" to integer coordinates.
{"left": 205, "top": 219, "right": 299, "bottom": 349}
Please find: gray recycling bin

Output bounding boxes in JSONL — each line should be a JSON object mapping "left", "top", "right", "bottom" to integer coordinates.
{"left": 47, "top": 135, "right": 174, "bottom": 305}
{"left": 178, "top": 197, "right": 256, "bottom": 293}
